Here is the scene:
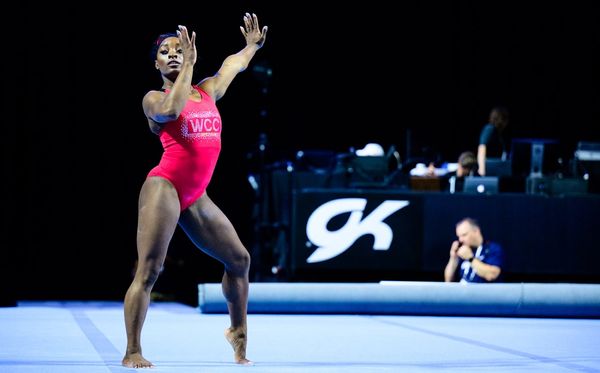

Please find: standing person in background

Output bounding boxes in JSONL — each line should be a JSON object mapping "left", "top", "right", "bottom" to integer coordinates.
{"left": 122, "top": 14, "right": 268, "bottom": 368}
{"left": 444, "top": 218, "right": 504, "bottom": 283}
{"left": 477, "top": 106, "right": 509, "bottom": 175}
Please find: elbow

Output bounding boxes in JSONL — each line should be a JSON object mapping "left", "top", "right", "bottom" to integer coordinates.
{"left": 152, "top": 107, "right": 180, "bottom": 123}
{"left": 224, "top": 55, "right": 248, "bottom": 72}
{"left": 160, "top": 111, "right": 180, "bottom": 122}
{"left": 484, "top": 267, "right": 501, "bottom": 282}
{"left": 233, "top": 61, "right": 249, "bottom": 73}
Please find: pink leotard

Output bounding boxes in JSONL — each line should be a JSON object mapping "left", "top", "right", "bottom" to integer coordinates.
{"left": 147, "top": 86, "right": 222, "bottom": 211}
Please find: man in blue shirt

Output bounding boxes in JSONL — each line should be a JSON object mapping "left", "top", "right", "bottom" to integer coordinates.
{"left": 444, "top": 217, "right": 504, "bottom": 283}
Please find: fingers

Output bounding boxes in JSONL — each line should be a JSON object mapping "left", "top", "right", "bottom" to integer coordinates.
{"left": 243, "top": 12, "right": 262, "bottom": 32}
{"left": 177, "top": 25, "right": 193, "bottom": 42}
{"left": 456, "top": 245, "right": 473, "bottom": 259}
{"left": 177, "top": 25, "right": 187, "bottom": 40}
{"left": 241, "top": 13, "right": 266, "bottom": 47}
{"left": 243, "top": 13, "right": 252, "bottom": 31}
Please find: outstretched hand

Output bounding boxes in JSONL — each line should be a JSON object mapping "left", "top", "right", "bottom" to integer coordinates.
{"left": 240, "top": 13, "right": 268, "bottom": 48}
{"left": 177, "top": 25, "right": 197, "bottom": 65}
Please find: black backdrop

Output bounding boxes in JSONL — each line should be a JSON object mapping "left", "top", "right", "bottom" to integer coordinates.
{"left": 3, "top": 1, "right": 599, "bottom": 304}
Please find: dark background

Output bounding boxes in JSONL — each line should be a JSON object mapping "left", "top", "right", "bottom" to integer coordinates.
{"left": 3, "top": 1, "right": 599, "bottom": 305}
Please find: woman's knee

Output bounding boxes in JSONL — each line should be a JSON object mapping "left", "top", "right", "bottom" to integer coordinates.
{"left": 226, "top": 249, "right": 251, "bottom": 276}
{"left": 135, "top": 260, "right": 164, "bottom": 289}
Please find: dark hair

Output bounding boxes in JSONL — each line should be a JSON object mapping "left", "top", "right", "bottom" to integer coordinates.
{"left": 490, "top": 105, "right": 509, "bottom": 128}
{"left": 491, "top": 105, "right": 509, "bottom": 118}
{"left": 150, "top": 32, "right": 178, "bottom": 62}
{"left": 456, "top": 217, "right": 480, "bottom": 230}
{"left": 458, "top": 151, "right": 478, "bottom": 175}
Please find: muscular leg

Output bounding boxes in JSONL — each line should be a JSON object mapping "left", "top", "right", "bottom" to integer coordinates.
{"left": 122, "top": 177, "right": 180, "bottom": 368}
{"left": 179, "top": 193, "right": 252, "bottom": 364}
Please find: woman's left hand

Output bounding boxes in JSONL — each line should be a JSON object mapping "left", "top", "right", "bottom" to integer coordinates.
{"left": 240, "top": 12, "right": 268, "bottom": 48}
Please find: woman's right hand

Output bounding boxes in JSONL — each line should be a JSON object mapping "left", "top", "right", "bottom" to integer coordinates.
{"left": 177, "top": 25, "right": 197, "bottom": 65}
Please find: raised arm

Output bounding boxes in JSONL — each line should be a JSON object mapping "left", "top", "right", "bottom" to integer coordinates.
{"left": 143, "top": 26, "right": 197, "bottom": 133}
{"left": 444, "top": 241, "right": 460, "bottom": 282}
{"left": 199, "top": 13, "right": 268, "bottom": 101}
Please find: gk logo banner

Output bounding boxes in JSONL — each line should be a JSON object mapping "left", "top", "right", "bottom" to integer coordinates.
{"left": 305, "top": 198, "right": 409, "bottom": 263}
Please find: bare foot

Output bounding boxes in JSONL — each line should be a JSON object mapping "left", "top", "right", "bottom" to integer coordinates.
{"left": 225, "top": 327, "right": 252, "bottom": 365}
{"left": 122, "top": 352, "right": 154, "bottom": 368}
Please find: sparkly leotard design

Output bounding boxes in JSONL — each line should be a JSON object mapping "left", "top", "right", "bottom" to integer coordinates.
{"left": 147, "top": 86, "right": 222, "bottom": 211}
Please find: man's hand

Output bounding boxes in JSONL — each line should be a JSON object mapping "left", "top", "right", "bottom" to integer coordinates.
{"left": 449, "top": 241, "right": 460, "bottom": 259}
{"left": 457, "top": 245, "right": 475, "bottom": 261}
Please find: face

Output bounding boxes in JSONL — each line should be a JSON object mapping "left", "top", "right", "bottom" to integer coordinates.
{"left": 155, "top": 37, "right": 183, "bottom": 76}
{"left": 456, "top": 164, "right": 466, "bottom": 177}
{"left": 489, "top": 110, "right": 508, "bottom": 129}
{"left": 455, "top": 221, "right": 483, "bottom": 248}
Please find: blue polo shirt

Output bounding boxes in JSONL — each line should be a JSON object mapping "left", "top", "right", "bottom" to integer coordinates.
{"left": 459, "top": 241, "right": 504, "bottom": 283}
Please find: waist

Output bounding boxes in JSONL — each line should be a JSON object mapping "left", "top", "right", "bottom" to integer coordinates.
{"left": 161, "top": 146, "right": 220, "bottom": 160}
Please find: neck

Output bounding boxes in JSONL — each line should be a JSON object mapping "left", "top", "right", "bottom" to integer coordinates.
{"left": 161, "top": 82, "right": 194, "bottom": 93}
{"left": 161, "top": 79, "right": 173, "bottom": 91}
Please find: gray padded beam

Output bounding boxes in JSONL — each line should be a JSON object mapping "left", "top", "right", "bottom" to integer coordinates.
{"left": 198, "top": 282, "right": 600, "bottom": 317}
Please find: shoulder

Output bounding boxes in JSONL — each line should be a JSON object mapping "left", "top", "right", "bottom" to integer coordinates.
{"left": 197, "top": 78, "right": 217, "bottom": 100}
{"left": 142, "top": 90, "right": 165, "bottom": 107}
{"left": 143, "top": 89, "right": 165, "bottom": 102}
{"left": 479, "top": 124, "right": 496, "bottom": 143}
{"left": 193, "top": 85, "right": 211, "bottom": 99}
{"left": 481, "top": 123, "right": 495, "bottom": 133}
{"left": 143, "top": 89, "right": 165, "bottom": 101}
{"left": 485, "top": 241, "right": 503, "bottom": 252}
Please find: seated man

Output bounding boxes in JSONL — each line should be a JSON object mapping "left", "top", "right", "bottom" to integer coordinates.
{"left": 456, "top": 151, "right": 479, "bottom": 177}
{"left": 444, "top": 151, "right": 479, "bottom": 192}
{"left": 444, "top": 217, "right": 504, "bottom": 283}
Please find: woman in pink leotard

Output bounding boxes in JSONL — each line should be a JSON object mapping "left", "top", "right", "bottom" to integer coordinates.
{"left": 122, "top": 14, "right": 267, "bottom": 369}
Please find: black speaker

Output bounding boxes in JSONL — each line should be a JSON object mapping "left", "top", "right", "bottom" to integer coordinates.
{"left": 527, "top": 177, "right": 588, "bottom": 196}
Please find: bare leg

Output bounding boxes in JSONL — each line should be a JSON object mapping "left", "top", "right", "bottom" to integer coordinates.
{"left": 122, "top": 177, "right": 180, "bottom": 368}
{"left": 179, "top": 193, "right": 252, "bottom": 364}
{"left": 222, "top": 269, "right": 251, "bottom": 365}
